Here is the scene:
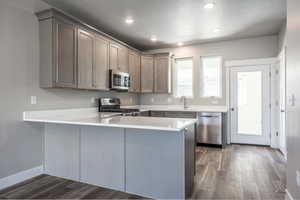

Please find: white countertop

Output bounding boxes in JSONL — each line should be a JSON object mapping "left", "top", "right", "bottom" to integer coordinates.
{"left": 23, "top": 108, "right": 197, "bottom": 131}
{"left": 121, "top": 105, "right": 228, "bottom": 113}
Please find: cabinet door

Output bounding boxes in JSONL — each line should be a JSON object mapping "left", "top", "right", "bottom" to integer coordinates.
{"left": 154, "top": 56, "right": 171, "bottom": 93}
{"left": 118, "top": 46, "right": 129, "bottom": 73}
{"left": 129, "top": 51, "right": 141, "bottom": 93}
{"left": 93, "top": 35, "right": 109, "bottom": 90}
{"left": 135, "top": 54, "right": 141, "bottom": 92}
{"left": 164, "top": 111, "right": 196, "bottom": 119}
{"left": 77, "top": 29, "right": 94, "bottom": 89}
{"left": 141, "top": 56, "right": 154, "bottom": 93}
{"left": 54, "top": 19, "right": 77, "bottom": 88}
{"left": 109, "top": 43, "right": 119, "bottom": 71}
{"left": 150, "top": 111, "right": 165, "bottom": 117}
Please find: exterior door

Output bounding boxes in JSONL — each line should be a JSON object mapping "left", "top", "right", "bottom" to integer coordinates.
{"left": 230, "top": 65, "right": 271, "bottom": 145}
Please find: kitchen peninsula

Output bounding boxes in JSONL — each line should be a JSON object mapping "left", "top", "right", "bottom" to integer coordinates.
{"left": 23, "top": 108, "right": 197, "bottom": 199}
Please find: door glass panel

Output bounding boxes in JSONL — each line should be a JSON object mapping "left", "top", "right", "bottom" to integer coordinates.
{"left": 237, "top": 71, "right": 262, "bottom": 135}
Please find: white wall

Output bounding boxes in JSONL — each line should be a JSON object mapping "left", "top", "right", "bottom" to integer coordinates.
{"left": 140, "top": 35, "right": 279, "bottom": 106}
{"left": 286, "top": 0, "right": 300, "bottom": 198}
{"left": 278, "top": 21, "right": 287, "bottom": 54}
{"left": 0, "top": 0, "right": 138, "bottom": 179}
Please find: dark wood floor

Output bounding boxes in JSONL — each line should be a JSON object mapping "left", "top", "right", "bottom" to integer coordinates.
{"left": 0, "top": 145, "right": 286, "bottom": 199}
{"left": 192, "top": 145, "right": 286, "bottom": 200}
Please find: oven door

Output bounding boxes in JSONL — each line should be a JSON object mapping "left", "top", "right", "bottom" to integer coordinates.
{"left": 109, "top": 70, "right": 130, "bottom": 90}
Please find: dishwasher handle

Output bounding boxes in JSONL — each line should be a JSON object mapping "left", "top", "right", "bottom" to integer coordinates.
{"left": 199, "top": 115, "right": 219, "bottom": 118}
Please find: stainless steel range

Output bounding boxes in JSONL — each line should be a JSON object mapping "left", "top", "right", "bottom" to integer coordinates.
{"left": 98, "top": 98, "right": 140, "bottom": 116}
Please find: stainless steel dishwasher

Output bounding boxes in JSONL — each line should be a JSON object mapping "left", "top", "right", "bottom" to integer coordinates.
{"left": 197, "top": 112, "right": 222, "bottom": 145}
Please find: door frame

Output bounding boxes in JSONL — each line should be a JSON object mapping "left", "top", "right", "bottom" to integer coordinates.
{"left": 225, "top": 58, "right": 278, "bottom": 147}
{"left": 278, "top": 47, "right": 287, "bottom": 158}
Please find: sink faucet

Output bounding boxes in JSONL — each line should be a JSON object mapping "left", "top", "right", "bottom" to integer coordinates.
{"left": 181, "top": 96, "right": 188, "bottom": 109}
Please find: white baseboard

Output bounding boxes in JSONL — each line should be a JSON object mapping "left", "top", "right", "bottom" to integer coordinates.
{"left": 0, "top": 166, "right": 43, "bottom": 190}
{"left": 285, "top": 189, "right": 294, "bottom": 200}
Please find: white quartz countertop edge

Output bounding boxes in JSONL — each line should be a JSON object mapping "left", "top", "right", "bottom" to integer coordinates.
{"left": 23, "top": 109, "right": 197, "bottom": 132}
{"left": 23, "top": 117, "right": 197, "bottom": 132}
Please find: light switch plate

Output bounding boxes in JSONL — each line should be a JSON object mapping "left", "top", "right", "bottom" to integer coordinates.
{"left": 296, "top": 170, "right": 300, "bottom": 186}
{"left": 31, "top": 96, "right": 37, "bottom": 105}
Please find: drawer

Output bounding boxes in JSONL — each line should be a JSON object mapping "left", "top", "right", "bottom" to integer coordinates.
{"left": 164, "top": 111, "right": 196, "bottom": 119}
{"left": 139, "top": 111, "right": 150, "bottom": 117}
{"left": 150, "top": 111, "right": 165, "bottom": 117}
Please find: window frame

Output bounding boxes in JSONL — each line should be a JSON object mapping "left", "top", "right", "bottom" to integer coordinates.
{"left": 173, "top": 57, "right": 194, "bottom": 99}
{"left": 200, "top": 55, "right": 223, "bottom": 98}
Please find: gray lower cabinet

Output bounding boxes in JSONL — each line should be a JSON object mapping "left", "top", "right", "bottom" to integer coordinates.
{"left": 150, "top": 111, "right": 196, "bottom": 119}
{"left": 129, "top": 50, "right": 141, "bottom": 93}
{"left": 141, "top": 55, "right": 154, "bottom": 93}
{"left": 165, "top": 111, "right": 196, "bottom": 119}
{"left": 38, "top": 11, "right": 77, "bottom": 88}
{"left": 154, "top": 54, "right": 172, "bottom": 93}
{"left": 150, "top": 111, "right": 165, "bottom": 117}
{"left": 138, "top": 111, "right": 150, "bottom": 116}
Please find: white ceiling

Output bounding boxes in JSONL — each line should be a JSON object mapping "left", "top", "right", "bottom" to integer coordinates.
{"left": 42, "top": 0, "right": 286, "bottom": 50}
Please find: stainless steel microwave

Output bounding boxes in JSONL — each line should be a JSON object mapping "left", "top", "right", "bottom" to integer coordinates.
{"left": 109, "top": 69, "right": 130, "bottom": 91}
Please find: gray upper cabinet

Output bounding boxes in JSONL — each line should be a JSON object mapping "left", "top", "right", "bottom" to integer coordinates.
{"left": 37, "top": 9, "right": 136, "bottom": 91}
{"left": 77, "top": 29, "right": 94, "bottom": 89}
{"left": 109, "top": 42, "right": 129, "bottom": 73}
{"left": 141, "top": 55, "right": 154, "bottom": 93}
{"left": 93, "top": 35, "right": 110, "bottom": 90}
{"left": 154, "top": 54, "right": 172, "bottom": 93}
{"left": 77, "top": 29, "right": 109, "bottom": 91}
{"left": 37, "top": 10, "right": 77, "bottom": 88}
{"left": 129, "top": 51, "right": 141, "bottom": 93}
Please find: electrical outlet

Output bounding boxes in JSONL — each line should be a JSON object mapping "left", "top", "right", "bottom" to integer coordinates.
{"left": 151, "top": 98, "right": 155, "bottom": 103}
{"left": 296, "top": 171, "right": 300, "bottom": 186}
{"left": 167, "top": 97, "right": 172, "bottom": 103}
{"left": 91, "top": 97, "right": 96, "bottom": 104}
{"left": 31, "top": 96, "right": 37, "bottom": 105}
{"left": 130, "top": 97, "right": 133, "bottom": 104}
{"left": 211, "top": 99, "right": 219, "bottom": 105}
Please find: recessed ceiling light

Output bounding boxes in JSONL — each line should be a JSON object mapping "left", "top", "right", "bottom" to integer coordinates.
{"left": 151, "top": 36, "right": 157, "bottom": 42}
{"left": 177, "top": 42, "right": 183, "bottom": 46}
{"left": 125, "top": 18, "right": 134, "bottom": 24}
{"left": 213, "top": 28, "right": 220, "bottom": 33}
{"left": 204, "top": 2, "right": 215, "bottom": 9}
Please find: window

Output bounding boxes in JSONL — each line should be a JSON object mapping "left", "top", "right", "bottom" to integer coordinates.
{"left": 174, "top": 58, "right": 193, "bottom": 98}
{"left": 201, "top": 56, "right": 222, "bottom": 98}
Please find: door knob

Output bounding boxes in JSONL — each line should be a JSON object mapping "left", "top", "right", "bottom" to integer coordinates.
{"left": 231, "top": 108, "right": 235, "bottom": 111}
